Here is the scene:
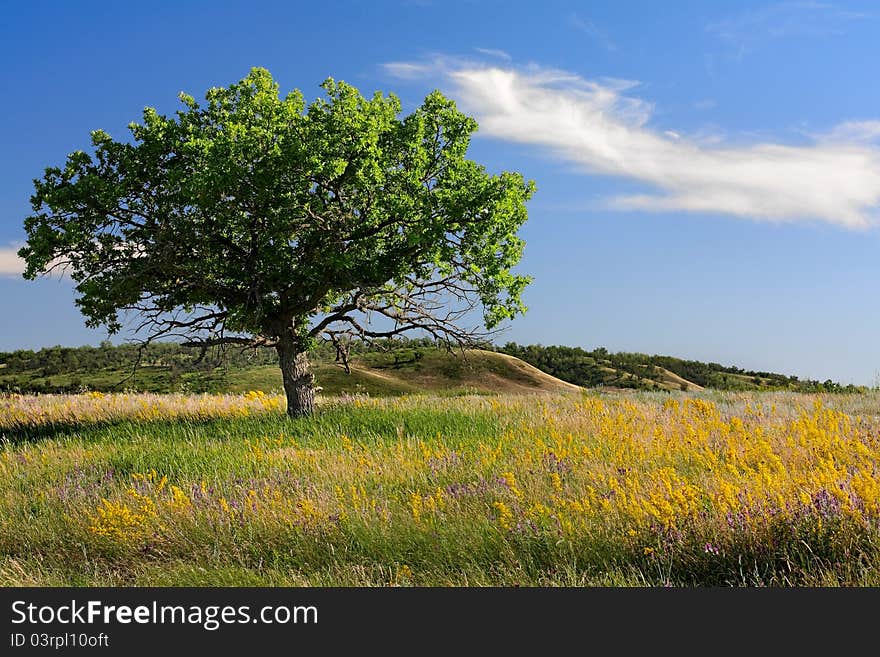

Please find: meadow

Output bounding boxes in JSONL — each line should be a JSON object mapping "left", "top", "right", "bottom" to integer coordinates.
{"left": 2, "top": 389, "right": 879, "bottom": 586}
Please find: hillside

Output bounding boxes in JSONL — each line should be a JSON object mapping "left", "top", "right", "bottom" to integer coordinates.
{"left": 0, "top": 346, "right": 580, "bottom": 396}
{"left": 499, "top": 343, "right": 863, "bottom": 393}
{"left": 218, "top": 349, "right": 581, "bottom": 396}
{"left": 0, "top": 339, "right": 864, "bottom": 396}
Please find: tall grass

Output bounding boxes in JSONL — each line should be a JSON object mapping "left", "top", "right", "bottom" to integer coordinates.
{"left": 2, "top": 391, "right": 879, "bottom": 586}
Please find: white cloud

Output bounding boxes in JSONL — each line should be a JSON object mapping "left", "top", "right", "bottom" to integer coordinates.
{"left": 0, "top": 245, "right": 24, "bottom": 276}
{"left": 388, "top": 59, "right": 880, "bottom": 228}
{"left": 0, "top": 243, "right": 72, "bottom": 278}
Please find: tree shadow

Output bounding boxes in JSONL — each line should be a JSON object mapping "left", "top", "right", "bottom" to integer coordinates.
{"left": 0, "top": 412, "right": 288, "bottom": 446}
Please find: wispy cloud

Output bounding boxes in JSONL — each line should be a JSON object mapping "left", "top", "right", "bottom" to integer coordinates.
{"left": 386, "top": 58, "right": 880, "bottom": 229}
{"left": 568, "top": 13, "right": 617, "bottom": 52}
{"left": 382, "top": 61, "right": 433, "bottom": 80}
{"left": 818, "top": 120, "right": 880, "bottom": 144}
{"left": 474, "top": 47, "right": 511, "bottom": 61}
{"left": 707, "top": 2, "right": 872, "bottom": 57}
{"left": 0, "top": 245, "right": 24, "bottom": 277}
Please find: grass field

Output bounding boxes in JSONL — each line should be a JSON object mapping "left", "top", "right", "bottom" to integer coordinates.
{"left": 2, "top": 389, "right": 879, "bottom": 586}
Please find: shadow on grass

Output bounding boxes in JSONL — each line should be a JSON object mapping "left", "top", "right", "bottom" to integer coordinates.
{"left": 0, "top": 413, "right": 289, "bottom": 446}
{"left": 1, "top": 402, "right": 510, "bottom": 447}
{"left": 2, "top": 420, "right": 110, "bottom": 444}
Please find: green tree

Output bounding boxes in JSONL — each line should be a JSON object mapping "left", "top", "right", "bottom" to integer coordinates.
{"left": 19, "top": 68, "right": 534, "bottom": 416}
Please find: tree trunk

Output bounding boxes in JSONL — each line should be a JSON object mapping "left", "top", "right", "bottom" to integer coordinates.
{"left": 277, "top": 332, "right": 315, "bottom": 418}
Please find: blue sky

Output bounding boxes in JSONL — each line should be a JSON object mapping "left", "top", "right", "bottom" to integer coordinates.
{"left": 2, "top": 1, "right": 880, "bottom": 385}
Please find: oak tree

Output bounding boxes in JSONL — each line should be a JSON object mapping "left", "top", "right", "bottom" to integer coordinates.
{"left": 20, "top": 68, "right": 534, "bottom": 416}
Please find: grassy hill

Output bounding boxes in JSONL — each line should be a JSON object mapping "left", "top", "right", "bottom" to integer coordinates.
{"left": 0, "top": 346, "right": 581, "bottom": 396}
{"left": 0, "top": 339, "right": 864, "bottom": 396}
{"left": 498, "top": 343, "right": 864, "bottom": 393}
{"left": 216, "top": 348, "right": 582, "bottom": 396}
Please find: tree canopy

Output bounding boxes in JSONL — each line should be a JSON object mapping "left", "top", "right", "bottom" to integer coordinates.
{"left": 19, "top": 67, "right": 535, "bottom": 415}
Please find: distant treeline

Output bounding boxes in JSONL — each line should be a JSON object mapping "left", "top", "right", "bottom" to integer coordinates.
{"left": 498, "top": 343, "right": 864, "bottom": 393}
{"left": 0, "top": 337, "right": 453, "bottom": 375}
{"left": 0, "top": 341, "right": 276, "bottom": 376}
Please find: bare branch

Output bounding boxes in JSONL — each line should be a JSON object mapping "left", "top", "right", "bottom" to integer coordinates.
{"left": 180, "top": 336, "right": 277, "bottom": 349}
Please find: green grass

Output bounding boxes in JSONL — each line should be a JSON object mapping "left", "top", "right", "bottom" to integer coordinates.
{"left": 1, "top": 399, "right": 522, "bottom": 586}
{"left": 3, "top": 391, "right": 880, "bottom": 587}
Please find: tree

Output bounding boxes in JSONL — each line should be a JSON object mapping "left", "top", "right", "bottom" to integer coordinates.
{"left": 19, "top": 68, "right": 535, "bottom": 417}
